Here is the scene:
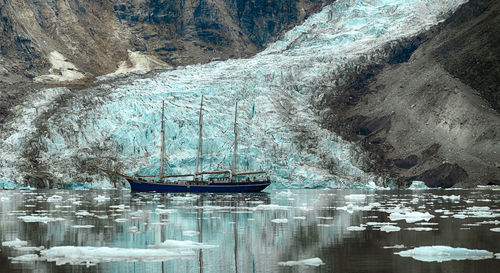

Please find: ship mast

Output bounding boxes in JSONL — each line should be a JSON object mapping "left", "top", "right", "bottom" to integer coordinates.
{"left": 231, "top": 101, "right": 238, "bottom": 180}
{"left": 195, "top": 95, "right": 204, "bottom": 178}
{"left": 159, "top": 100, "right": 166, "bottom": 182}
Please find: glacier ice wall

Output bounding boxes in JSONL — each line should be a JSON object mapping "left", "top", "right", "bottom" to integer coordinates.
{"left": 0, "top": 0, "right": 467, "bottom": 189}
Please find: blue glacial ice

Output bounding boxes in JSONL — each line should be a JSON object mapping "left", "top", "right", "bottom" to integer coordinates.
{"left": 395, "top": 246, "right": 495, "bottom": 262}
{"left": 0, "top": 0, "right": 467, "bottom": 189}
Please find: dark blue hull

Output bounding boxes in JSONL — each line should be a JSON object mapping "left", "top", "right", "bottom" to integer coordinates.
{"left": 126, "top": 179, "right": 271, "bottom": 193}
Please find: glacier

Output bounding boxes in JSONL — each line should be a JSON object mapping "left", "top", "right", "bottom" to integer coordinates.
{"left": 0, "top": 0, "right": 467, "bottom": 189}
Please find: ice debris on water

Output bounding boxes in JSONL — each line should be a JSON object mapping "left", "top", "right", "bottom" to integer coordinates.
{"left": 94, "top": 195, "right": 110, "bottom": 202}
{"left": 278, "top": 257, "right": 324, "bottom": 267}
{"left": 344, "top": 194, "right": 367, "bottom": 202}
{"left": 12, "top": 246, "right": 197, "bottom": 267}
{"left": 18, "top": 215, "right": 65, "bottom": 224}
{"left": 395, "top": 246, "right": 494, "bottom": 262}
{"left": 389, "top": 211, "right": 434, "bottom": 223}
{"left": 408, "top": 181, "right": 429, "bottom": 190}
{"left": 148, "top": 240, "right": 218, "bottom": 249}
{"left": 2, "top": 238, "right": 28, "bottom": 248}
{"left": 346, "top": 226, "right": 366, "bottom": 231}
{"left": 182, "top": 231, "right": 200, "bottom": 237}
{"left": 383, "top": 245, "right": 405, "bottom": 249}
{"left": 271, "top": 218, "right": 289, "bottom": 224}
{"left": 490, "top": 228, "right": 500, "bottom": 232}
{"left": 380, "top": 225, "right": 401, "bottom": 233}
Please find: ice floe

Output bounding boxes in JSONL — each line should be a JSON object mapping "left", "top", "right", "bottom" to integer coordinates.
{"left": 2, "top": 238, "right": 28, "bottom": 248}
{"left": 389, "top": 211, "right": 434, "bottom": 223}
{"left": 182, "top": 231, "right": 200, "bottom": 237}
{"left": 380, "top": 225, "right": 401, "bottom": 233}
{"left": 346, "top": 226, "right": 366, "bottom": 231}
{"left": 271, "top": 218, "right": 289, "bottom": 224}
{"left": 148, "top": 240, "right": 218, "bottom": 249}
{"left": 23, "top": 246, "right": 196, "bottom": 267}
{"left": 18, "top": 215, "right": 65, "bottom": 224}
{"left": 395, "top": 246, "right": 494, "bottom": 262}
{"left": 278, "top": 257, "right": 324, "bottom": 267}
{"left": 383, "top": 245, "right": 405, "bottom": 249}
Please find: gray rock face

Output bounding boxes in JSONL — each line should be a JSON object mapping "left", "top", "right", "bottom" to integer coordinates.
{"left": 320, "top": 0, "right": 500, "bottom": 187}
{"left": 0, "top": 0, "right": 332, "bottom": 83}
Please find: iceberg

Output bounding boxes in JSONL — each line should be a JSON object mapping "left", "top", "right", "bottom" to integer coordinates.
{"left": 408, "top": 181, "right": 429, "bottom": 190}
{"left": 395, "top": 246, "right": 494, "bottom": 262}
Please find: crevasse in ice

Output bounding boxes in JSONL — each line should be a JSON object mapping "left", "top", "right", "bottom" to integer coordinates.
{"left": 0, "top": 0, "right": 467, "bottom": 188}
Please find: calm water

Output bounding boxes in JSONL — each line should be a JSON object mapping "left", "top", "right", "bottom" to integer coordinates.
{"left": 0, "top": 189, "right": 499, "bottom": 272}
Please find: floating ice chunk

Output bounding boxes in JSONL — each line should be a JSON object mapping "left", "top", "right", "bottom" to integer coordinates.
{"left": 254, "top": 204, "right": 290, "bottom": 210}
{"left": 278, "top": 257, "right": 324, "bottom": 267}
{"left": 395, "top": 246, "right": 494, "bottom": 262}
{"left": 293, "top": 216, "right": 306, "bottom": 220}
{"left": 344, "top": 194, "right": 366, "bottom": 202}
{"left": 346, "top": 226, "right": 366, "bottom": 231}
{"left": 72, "top": 225, "right": 94, "bottom": 229}
{"left": 389, "top": 211, "right": 434, "bottom": 223}
{"left": 9, "top": 254, "right": 43, "bottom": 263}
{"left": 114, "top": 218, "right": 128, "bottom": 223}
{"left": 75, "top": 211, "right": 93, "bottom": 217}
{"left": 15, "top": 246, "right": 45, "bottom": 252}
{"left": 440, "top": 195, "right": 460, "bottom": 200}
{"left": 47, "top": 195, "right": 63, "bottom": 202}
{"left": 18, "top": 215, "right": 65, "bottom": 224}
{"left": 171, "top": 195, "right": 199, "bottom": 202}
{"left": 272, "top": 218, "right": 289, "bottom": 224}
{"left": 452, "top": 214, "right": 467, "bottom": 219}
{"left": 406, "top": 227, "right": 435, "bottom": 231}
{"left": 380, "top": 225, "right": 400, "bottom": 233}
{"left": 94, "top": 195, "right": 110, "bottom": 202}
{"left": 383, "top": 245, "right": 405, "bottom": 249}
{"left": 149, "top": 240, "right": 218, "bottom": 249}
{"left": 155, "top": 208, "right": 177, "bottom": 214}
{"left": 182, "top": 231, "right": 200, "bottom": 237}
{"left": 38, "top": 246, "right": 195, "bottom": 266}
{"left": 490, "top": 228, "right": 500, "bottom": 232}
{"left": 366, "top": 222, "right": 397, "bottom": 226}
{"left": 2, "top": 238, "right": 28, "bottom": 248}
{"left": 128, "top": 226, "right": 139, "bottom": 233}
{"left": 408, "top": 181, "right": 429, "bottom": 190}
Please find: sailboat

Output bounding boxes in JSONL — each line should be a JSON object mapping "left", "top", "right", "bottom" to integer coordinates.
{"left": 96, "top": 96, "right": 271, "bottom": 193}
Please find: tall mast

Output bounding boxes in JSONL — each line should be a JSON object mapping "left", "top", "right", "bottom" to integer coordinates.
{"left": 195, "top": 95, "right": 204, "bottom": 176}
{"left": 231, "top": 101, "right": 238, "bottom": 179}
{"left": 159, "top": 100, "right": 166, "bottom": 182}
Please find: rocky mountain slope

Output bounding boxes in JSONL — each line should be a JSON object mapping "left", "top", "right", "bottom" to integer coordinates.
{"left": 0, "top": 0, "right": 332, "bottom": 84}
{"left": 321, "top": 0, "right": 500, "bottom": 187}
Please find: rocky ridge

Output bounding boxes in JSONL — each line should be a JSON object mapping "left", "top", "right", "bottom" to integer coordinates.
{"left": 320, "top": 0, "right": 500, "bottom": 187}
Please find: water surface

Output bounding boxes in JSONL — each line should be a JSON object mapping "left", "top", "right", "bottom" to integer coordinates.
{"left": 0, "top": 189, "right": 499, "bottom": 272}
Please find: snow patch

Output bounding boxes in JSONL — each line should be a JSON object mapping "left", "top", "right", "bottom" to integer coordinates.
{"left": 34, "top": 51, "right": 85, "bottom": 83}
